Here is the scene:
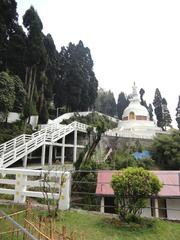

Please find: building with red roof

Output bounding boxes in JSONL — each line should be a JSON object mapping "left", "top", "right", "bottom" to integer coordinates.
{"left": 96, "top": 170, "right": 180, "bottom": 220}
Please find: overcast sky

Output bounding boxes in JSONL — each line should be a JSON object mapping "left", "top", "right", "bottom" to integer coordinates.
{"left": 17, "top": 0, "right": 180, "bottom": 126}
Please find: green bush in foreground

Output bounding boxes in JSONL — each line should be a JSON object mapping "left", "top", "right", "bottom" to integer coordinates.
{"left": 111, "top": 167, "right": 162, "bottom": 222}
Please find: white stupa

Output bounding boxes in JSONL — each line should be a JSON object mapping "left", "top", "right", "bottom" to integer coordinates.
{"left": 106, "top": 83, "right": 162, "bottom": 139}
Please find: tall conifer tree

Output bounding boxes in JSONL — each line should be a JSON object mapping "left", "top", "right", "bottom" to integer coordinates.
{"left": 162, "top": 98, "right": 172, "bottom": 130}
{"left": 117, "top": 92, "right": 129, "bottom": 119}
{"left": 153, "top": 88, "right": 163, "bottom": 128}
{"left": 176, "top": 96, "right": 180, "bottom": 129}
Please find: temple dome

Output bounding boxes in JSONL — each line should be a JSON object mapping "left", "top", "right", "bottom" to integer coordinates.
{"left": 122, "top": 83, "right": 149, "bottom": 121}
{"left": 122, "top": 101, "right": 149, "bottom": 120}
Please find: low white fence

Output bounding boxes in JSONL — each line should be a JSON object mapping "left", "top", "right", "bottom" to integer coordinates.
{"left": 0, "top": 168, "right": 70, "bottom": 210}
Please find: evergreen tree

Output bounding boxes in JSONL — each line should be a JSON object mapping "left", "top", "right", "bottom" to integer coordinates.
{"left": 176, "top": 96, "right": 180, "bottom": 129}
{"left": 95, "top": 89, "right": 116, "bottom": 117}
{"left": 0, "top": 72, "right": 15, "bottom": 118}
{"left": 117, "top": 92, "right": 129, "bottom": 119}
{"left": 0, "top": 0, "right": 18, "bottom": 71}
{"left": 23, "top": 6, "right": 47, "bottom": 114}
{"left": 55, "top": 41, "right": 98, "bottom": 111}
{"left": 148, "top": 103, "right": 153, "bottom": 121}
{"left": 44, "top": 33, "right": 59, "bottom": 103}
{"left": 6, "top": 24, "right": 27, "bottom": 81}
{"left": 153, "top": 88, "right": 163, "bottom": 128}
{"left": 139, "top": 88, "right": 148, "bottom": 109}
{"left": 161, "top": 98, "right": 172, "bottom": 130}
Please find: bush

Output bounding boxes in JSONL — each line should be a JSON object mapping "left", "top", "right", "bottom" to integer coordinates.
{"left": 111, "top": 167, "right": 162, "bottom": 222}
{"left": 151, "top": 130, "right": 180, "bottom": 169}
{"left": 0, "top": 121, "right": 32, "bottom": 144}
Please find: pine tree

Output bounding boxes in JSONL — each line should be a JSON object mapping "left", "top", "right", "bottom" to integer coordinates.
{"left": 153, "top": 88, "right": 163, "bottom": 129}
{"left": 176, "top": 96, "right": 180, "bottom": 129}
{"left": 148, "top": 103, "right": 153, "bottom": 121}
{"left": 95, "top": 89, "right": 116, "bottom": 117}
{"left": 55, "top": 41, "right": 98, "bottom": 111}
{"left": 0, "top": 0, "right": 18, "bottom": 71}
{"left": 117, "top": 92, "right": 129, "bottom": 119}
{"left": 139, "top": 88, "right": 154, "bottom": 120}
{"left": 162, "top": 98, "right": 172, "bottom": 130}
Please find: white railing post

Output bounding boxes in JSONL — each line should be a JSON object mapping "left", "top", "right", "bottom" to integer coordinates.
{"left": 23, "top": 144, "right": 28, "bottom": 168}
{"left": 48, "top": 145, "right": 53, "bottom": 165}
{"left": 61, "top": 136, "right": 65, "bottom": 165}
{"left": 41, "top": 144, "right": 46, "bottom": 166}
{"left": 0, "top": 156, "right": 3, "bottom": 168}
{"left": 73, "top": 129, "right": 77, "bottom": 163}
{"left": 58, "top": 172, "right": 71, "bottom": 210}
{"left": 14, "top": 173, "right": 27, "bottom": 203}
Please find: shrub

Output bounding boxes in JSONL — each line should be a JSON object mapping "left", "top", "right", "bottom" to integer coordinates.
{"left": 111, "top": 167, "right": 162, "bottom": 222}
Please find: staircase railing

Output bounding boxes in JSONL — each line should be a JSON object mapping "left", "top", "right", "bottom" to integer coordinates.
{"left": 0, "top": 121, "right": 88, "bottom": 168}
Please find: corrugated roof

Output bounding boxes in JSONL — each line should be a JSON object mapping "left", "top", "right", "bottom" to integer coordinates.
{"left": 96, "top": 170, "right": 180, "bottom": 197}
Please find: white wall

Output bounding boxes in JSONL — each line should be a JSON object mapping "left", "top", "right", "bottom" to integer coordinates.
{"left": 7, "top": 112, "right": 21, "bottom": 123}
{"left": 167, "top": 199, "right": 180, "bottom": 220}
{"left": 29, "top": 115, "right": 39, "bottom": 129}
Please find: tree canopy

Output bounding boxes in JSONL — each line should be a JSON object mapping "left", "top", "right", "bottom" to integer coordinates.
{"left": 117, "top": 92, "right": 129, "bottom": 119}
{"left": 151, "top": 130, "right": 180, "bottom": 169}
{"left": 0, "top": 1, "right": 98, "bottom": 124}
{"left": 176, "top": 96, "right": 180, "bottom": 129}
{"left": 95, "top": 88, "right": 116, "bottom": 117}
{"left": 153, "top": 88, "right": 172, "bottom": 130}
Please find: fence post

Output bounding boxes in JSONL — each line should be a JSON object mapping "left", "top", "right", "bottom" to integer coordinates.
{"left": 41, "top": 144, "right": 46, "bottom": 166}
{"left": 14, "top": 173, "right": 27, "bottom": 203}
{"left": 73, "top": 129, "right": 77, "bottom": 163}
{"left": 61, "top": 136, "right": 65, "bottom": 165}
{"left": 58, "top": 172, "right": 71, "bottom": 210}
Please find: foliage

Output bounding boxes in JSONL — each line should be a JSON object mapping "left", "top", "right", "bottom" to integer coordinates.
{"left": 176, "top": 96, "right": 180, "bottom": 129}
{"left": 111, "top": 167, "right": 162, "bottom": 222}
{"left": 117, "top": 92, "right": 129, "bottom": 119}
{"left": 0, "top": 2, "right": 99, "bottom": 124}
{"left": 95, "top": 88, "right": 116, "bottom": 117}
{"left": 38, "top": 101, "right": 49, "bottom": 124}
{"left": 161, "top": 98, "right": 172, "bottom": 130}
{"left": 153, "top": 88, "right": 163, "bottom": 128}
{"left": 0, "top": 0, "right": 18, "bottom": 71}
{"left": 148, "top": 103, "right": 153, "bottom": 121}
{"left": 108, "top": 151, "right": 137, "bottom": 170}
{"left": 0, "top": 121, "right": 32, "bottom": 144}
{"left": 0, "top": 71, "right": 15, "bottom": 116}
{"left": 12, "top": 74, "right": 26, "bottom": 112}
{"left": 139, "top": 88, "right": 148, "bottom": 109}
{"left": 108, "top": 150, "right": 155, "bottom": 170}
{"left": 65, "top": 112, "right": 116, "bottom": 164}
{"left": 151, "top": 130, "right": 180, "bottom": 169}
{"left": 153, "top": 89, "right": 172, "bottom": 130}
{"left": 40, "top": 169, "right": 67, "bottom": 218}
{"left": 54, "top": 41, "right": 98, "bottom": 111}
{"left": 62, "top": 112, "right": 117, "bottom": 129}
{"left": 72, "top": 160, "right": 108, "bottom": 211}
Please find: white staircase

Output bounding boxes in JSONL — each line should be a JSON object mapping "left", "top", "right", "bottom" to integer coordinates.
{"left": 0, "top": 121, "right": 88, "bottom": 168}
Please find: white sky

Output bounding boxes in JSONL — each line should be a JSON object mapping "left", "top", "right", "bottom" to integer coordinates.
{"left": 17, "top": 0, "right": 180, "bottom": 126}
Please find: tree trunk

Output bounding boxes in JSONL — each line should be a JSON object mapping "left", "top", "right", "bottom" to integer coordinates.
{"left": 25, "top": 66, "right": 29, "bottom": 86}
{"left": 30, "top": 66, "right": 37, "bottom": 102}
{"left": 27, "top": 66, "right": 33, "bottom": 100}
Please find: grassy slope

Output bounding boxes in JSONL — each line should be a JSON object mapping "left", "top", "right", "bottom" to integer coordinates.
{"left": 0, "top": 205, "right": 180, "bottom": 240}
{"left": 57, "top": 211, "right": 180, "bottom": 240}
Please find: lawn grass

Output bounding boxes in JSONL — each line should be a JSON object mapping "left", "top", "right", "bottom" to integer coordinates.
{"left": 0, "top": 205, "right": 180, "bottom": 240}
{"left": 56, "top": 210, "right": 180, "bottom": 240}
